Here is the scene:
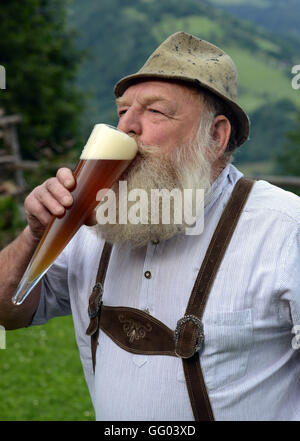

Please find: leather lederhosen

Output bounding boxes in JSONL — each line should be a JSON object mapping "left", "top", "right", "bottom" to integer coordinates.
{"left": 86, "top": 177, "right": 255, "bottom": 421}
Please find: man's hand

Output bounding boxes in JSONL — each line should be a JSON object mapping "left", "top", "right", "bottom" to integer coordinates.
{"left": 24, "top": 167, "right": 75, "bottom": 241}
{"left": 24, "top": 167, "right": 97, "bottom": 242}
{"left": 0, "top": 166, "right": 96, "bottom": 329}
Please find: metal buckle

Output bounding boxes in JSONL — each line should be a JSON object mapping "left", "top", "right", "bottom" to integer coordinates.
{"left": 88, "top": 282, "right": 104, "bottom": 319}
{"left": 175, "top": 314, "right": 204, "bottom": 355}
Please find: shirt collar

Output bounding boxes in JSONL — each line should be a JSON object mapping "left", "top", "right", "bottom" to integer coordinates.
{"left": 185, "top": 164, "right": 244, "bottom": 236}
{"left": 205, "top": 163, "right": 243, "bottom": 210}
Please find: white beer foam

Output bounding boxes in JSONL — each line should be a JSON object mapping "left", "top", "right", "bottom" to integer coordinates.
{"left": 80, "top": 124, "right": 137, "bottom": 160}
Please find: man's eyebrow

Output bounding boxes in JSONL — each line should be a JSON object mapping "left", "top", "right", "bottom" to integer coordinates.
{"left": 115, "top": 96, "right": 127, "bottom": 107}
{"left": 116, "top": 95, "right": 170, "bottom": 107}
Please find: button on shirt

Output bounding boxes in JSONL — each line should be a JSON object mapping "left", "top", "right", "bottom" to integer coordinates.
{"left": 31, "top": 164, "right": 300, "bottom": 421}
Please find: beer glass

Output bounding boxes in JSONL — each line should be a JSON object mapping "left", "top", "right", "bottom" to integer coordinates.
{"left": 12, "top": 124, "right": 137, "bottom": 305}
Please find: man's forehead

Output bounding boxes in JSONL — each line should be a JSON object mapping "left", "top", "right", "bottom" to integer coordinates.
{"left": 115, "top": 80, "right": 201, "bottom": 107}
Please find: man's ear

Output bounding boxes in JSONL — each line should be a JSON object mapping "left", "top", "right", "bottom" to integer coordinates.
{"left": 211, "top": 115, "right": 231, "bottom": 159}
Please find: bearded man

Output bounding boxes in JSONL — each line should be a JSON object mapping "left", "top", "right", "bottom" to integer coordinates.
{"left": 0, "top": 32, "right": 299, "bottom": 421}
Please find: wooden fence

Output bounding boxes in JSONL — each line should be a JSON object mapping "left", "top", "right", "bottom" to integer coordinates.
{"left": 0, "top": 113, "right": 73, "bottom": 198}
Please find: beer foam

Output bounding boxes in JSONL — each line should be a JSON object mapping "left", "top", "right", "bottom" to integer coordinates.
{"left": 80, "top": 124, "right": 137, "bottom": 160}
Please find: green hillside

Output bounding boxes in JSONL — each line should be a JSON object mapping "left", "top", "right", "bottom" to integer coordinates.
{"left": 69, "top": 0, "right": 299, "bottom": 165}
{"left": 209, "top": 0, "right": 300, "bottom": 42}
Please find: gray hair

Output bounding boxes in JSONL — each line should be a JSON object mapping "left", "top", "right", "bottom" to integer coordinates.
{"left": 200, "top": 88, "right": 239, "bottom": 155}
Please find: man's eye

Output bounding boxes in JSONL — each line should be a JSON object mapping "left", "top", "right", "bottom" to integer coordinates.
{"left": 149, "top": 108, "right": 163, "bottom": 114}
{"left": 118, "top": 109, "right": 127, "bottom": 116}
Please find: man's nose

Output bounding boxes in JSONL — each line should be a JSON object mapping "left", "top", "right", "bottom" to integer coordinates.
{"left": 117, "top": 107, "right": 142, "bottom": 136}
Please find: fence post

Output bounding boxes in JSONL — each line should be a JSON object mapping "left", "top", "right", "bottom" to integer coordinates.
{"left": 0, "top": 114, "right": 24, "bottom": 192}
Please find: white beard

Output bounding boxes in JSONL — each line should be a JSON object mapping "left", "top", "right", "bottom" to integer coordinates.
{"left": 95, "top": 117, "right": 216, "bottom": 248}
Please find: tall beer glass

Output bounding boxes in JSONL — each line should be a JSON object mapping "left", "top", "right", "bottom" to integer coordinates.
{"left": 12, "top": 124, "right": 137, "bottom": 305}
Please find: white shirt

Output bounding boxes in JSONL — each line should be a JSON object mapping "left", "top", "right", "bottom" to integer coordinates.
{"left": 32, "top": 164, "right": 300, "bottom": 421}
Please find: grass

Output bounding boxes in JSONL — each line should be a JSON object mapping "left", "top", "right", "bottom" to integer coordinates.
{"left": 0, "top": 315, "right": 95, "bottom": 421}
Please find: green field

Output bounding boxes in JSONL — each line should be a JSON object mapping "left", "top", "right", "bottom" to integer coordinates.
{"left": 0, "top": 315, "right": 95, "bottom": 421}
{"left": 152, "top": 15, "right": 225, "bottom": 43}
{"left": 212, "top": 0, "right": 271, "bottom": 6}
{"left": 224, "top": 46, "right": 299, "bottom": 113}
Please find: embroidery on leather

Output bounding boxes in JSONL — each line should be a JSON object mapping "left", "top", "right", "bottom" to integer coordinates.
{"left": 118, "top": 314, "right": 152, "bottom": 343}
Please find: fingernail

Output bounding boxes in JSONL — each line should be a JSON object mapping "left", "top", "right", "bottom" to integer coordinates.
{"left": 64, "top": 179, "right": 74, "bottom": 188}
{"left": 56, "top": 206, "right": 64, "bottom": 214}
{"left": 62, "top": 195, "right": 73, "bottom": 205}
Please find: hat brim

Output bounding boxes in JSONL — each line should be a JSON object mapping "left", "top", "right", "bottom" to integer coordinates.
{"left": 114, "top": 72, "right": 250, "bottom": 147}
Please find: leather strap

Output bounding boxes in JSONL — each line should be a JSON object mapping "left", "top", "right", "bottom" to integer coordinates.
{"left": 180, "top": 177, "right": 255, "bottom": 421}
{"left": 86, "top": 241, "right": 112, "bottom": 371}
{"left": 100, "top": 305, "right": 176, "bottom": 355}
{"left": 86, "top": 177, "right": 255, "bottom": 420}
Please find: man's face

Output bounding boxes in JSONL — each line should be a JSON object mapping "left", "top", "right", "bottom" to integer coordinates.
{"left": 116, "top": 80, "right": 204, "bottom": 156}
{"left": 95, "top": 80, "right": 217, "bottom": 248}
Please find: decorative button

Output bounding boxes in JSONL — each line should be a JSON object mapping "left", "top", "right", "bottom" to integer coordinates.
{"left": 144, "top": 270, "right": 152, "bottom": 279}
{"left": 152, "top": 239, "right": 159, "bottom": 245}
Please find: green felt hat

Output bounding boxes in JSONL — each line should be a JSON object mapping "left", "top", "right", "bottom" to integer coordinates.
{"left": 114, "top": 32, "right": 250, "bottom": 147}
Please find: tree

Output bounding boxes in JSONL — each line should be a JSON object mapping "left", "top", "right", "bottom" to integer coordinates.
{"left": 0, "top": 0, "right": 86, "bottom": 160}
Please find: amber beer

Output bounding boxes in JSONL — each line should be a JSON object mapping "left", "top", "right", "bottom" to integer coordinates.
{"left": 25, "top": 158, "right": 132, "bottom": 284}
{"left": 13, "top": 124, "right": 137, "bottom": 305}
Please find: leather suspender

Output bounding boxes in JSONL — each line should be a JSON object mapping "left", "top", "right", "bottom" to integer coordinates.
{"left": 86, "top": 177, "right": 255, "bottom": 421}
{"left": 180, "top": 177, "right": 255, "bottom": 420}
{"left": 86, "top": 241, "right": 113, "bottom": 372}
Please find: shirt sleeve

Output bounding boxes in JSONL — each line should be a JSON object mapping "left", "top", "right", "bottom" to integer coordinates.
{"left": 30, "top": 249, "right": 71, "bottom": 326}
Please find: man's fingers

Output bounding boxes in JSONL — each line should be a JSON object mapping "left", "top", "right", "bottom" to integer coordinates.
{"left": 44, "top": 177, "right": 73, "bottom": 208}
{"left": 56, "top": 167, "right": 75, "bottom": 190}
{"left": 24, "top": 168, "right": 75, "bottom": 240}
{"left": 25, "top": 197, "right": 53, "bottom": 227}
{"left": 32, "top": 184, "right": 65, "bottom": 217}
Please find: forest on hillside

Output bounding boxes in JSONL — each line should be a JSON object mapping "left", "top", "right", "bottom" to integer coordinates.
{"left": 210, "top": 0, "right": 300, "bottom": 42}
{"left": 70, "top": 0, "right": 300, "bottom": 166}
{"left": 1, "top": 0, "right": 300, "bottom": 246}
